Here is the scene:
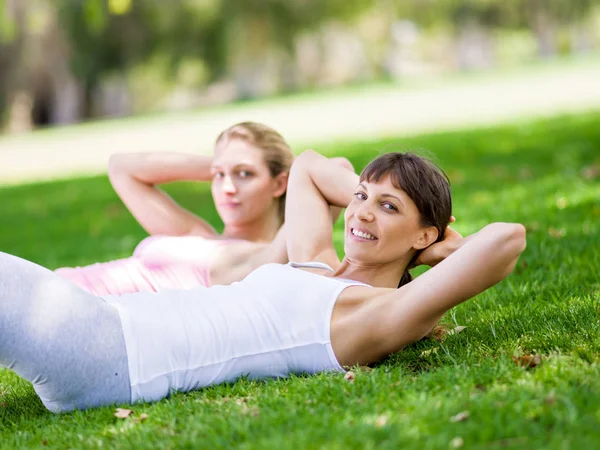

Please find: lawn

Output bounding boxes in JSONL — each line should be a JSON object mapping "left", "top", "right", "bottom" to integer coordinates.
{"left": 1, "top": 111, "right": 599, "bottom": 449}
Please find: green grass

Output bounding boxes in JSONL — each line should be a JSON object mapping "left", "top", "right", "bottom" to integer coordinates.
{"left": 1, "top": 111, "right": 600, "bottom": 449}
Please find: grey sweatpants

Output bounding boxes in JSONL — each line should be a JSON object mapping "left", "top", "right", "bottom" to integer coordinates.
{"left": 0, "top": 251, "right": 131, "bottom": 413}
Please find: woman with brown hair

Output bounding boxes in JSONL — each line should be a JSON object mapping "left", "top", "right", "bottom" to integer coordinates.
{"left": 0, "top": 149, "right": 525, "bottom": 412}
{"left": 56, "top": 122, "right": 349, "bottom": 293}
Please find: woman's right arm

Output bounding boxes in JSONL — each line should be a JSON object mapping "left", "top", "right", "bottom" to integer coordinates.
{"left": 285, "top": 150, "right": 359, "bottom": 268}
{"left": 108, "top": 152, "right": 218, "bottom": 237}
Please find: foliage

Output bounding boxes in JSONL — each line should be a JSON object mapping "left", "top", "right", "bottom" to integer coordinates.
{"left": 52, "top": 0, "right": 375, "bottom": 88}
{"left": 1, "top": 0, "right": 599, "bottom": 124}
{"left": 1, "top": 111, "right": 600, "bottom": 447}
{"left": 395, "top": 0, "right": 600, "bottom": 29}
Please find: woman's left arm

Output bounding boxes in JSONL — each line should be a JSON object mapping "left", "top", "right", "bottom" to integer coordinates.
{"left": 373, "top": 223, "right": 526, "bottom": 354}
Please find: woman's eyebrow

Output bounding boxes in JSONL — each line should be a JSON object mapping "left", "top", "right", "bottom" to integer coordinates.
{"left": 358, "top": 183, "right": 405, "bottom": 208}
{"left": 380, "top": 193, "right": 404, "bottom": 208}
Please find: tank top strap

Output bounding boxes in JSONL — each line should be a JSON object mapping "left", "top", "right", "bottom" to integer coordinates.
{"left": 287, "top": 261, "right": 335, "bottom": 272}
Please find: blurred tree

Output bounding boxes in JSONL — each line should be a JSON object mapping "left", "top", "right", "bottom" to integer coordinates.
{"left": 198, "top": 0, "right": 375, "bottom": 96}
{"left": 52, "top": 0, "right": 376, "bottom": 111}
{"left": 0, "top": 0, "right": 25, "bottom": 127}
{"left": 504, "top": 0, "right": 599, "bottom": 56}
{"left": 0, "top": 0, "right": 598, "bottom": 129}
{"left": 395, "top": 0, "right": 504, "bottom": 69}
{"left": 397, "top": 0, "right": 600, "bottom": 60}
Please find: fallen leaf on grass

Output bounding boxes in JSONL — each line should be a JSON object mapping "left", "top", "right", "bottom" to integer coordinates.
{"left": 426, "top": 325, "right": 466, "bottom": 342}
{"left": 512, "top": 354, "right": 542, "bottom": 369}
{"left": 450, "top": 411, "right": 470, "bottom": 423}
{"left": 447, "top": 326, "right": 467, "bottom": 336}
{"left": 450, "top": 437, "right": 464, "bottom": 448}
{"left": 426, "top": 325, "right": 449, "bottom": 341}
{"left": 420, "top": 347, "right": 439, "bottom": 358}
{"left": 344, "top": 371, "right": 356, "bottom": 383}
{"left": 374, "top": 415, "right": 388, "bottom": 428}
{"left": 114, "top": 408, "right": 133, "bottom": 419}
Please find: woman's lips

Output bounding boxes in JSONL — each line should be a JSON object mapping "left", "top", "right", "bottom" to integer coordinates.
{"left": 220, "top": 202, "right": 241, "bottom": 208}
{"left": 348, "top": 227, "right": 378, "bottom": 241}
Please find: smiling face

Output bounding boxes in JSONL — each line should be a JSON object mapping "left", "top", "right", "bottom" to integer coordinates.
{"left": 211, "top": 139, "right": 287, "bottom": 227}
{"left": 344, "top": 176, "right": 433, "bottom": 265}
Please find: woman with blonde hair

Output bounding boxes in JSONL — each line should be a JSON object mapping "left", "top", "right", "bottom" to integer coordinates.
{"left": 0, "top": 149, "right": 525, "bottom": 412}
{"left": 56, "top": 122, "right": 349, "bottom": 293}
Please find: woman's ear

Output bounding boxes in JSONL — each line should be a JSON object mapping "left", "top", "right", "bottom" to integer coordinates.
{"left": 272, "top": 172, "right": 289, "bottom": 198}
{"left": 413, "top": 226, "right": 439, "bottom": 250}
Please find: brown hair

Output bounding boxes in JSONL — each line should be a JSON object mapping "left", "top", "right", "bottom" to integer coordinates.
{"left": 215, "top": 122, "right": 294, "bottom": 222}
{"left": 359, "top": 152, "right": 452, "bottom": 287}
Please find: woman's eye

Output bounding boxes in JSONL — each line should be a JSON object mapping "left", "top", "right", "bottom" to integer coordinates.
{"left": 383, "top": 203, "right": 397, "bottom": 212}
{"left": 354, "top": 192, "right": 367, "bottom": 200}
{"left": 239, "top": 170, "right": 252, "bottom": 178}
{"left": 213, "top": 172, "right": 225, "bottom": 179}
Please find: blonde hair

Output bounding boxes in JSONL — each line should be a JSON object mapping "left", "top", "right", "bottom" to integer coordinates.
{"left": 216, "top": 122, "right": 294, "bottom": 222}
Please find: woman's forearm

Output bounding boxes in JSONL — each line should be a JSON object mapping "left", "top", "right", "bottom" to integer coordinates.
{"left": 295, "top": 150, "right": 359, "bottom": 208}
{"left": 108, "top": 152, "right": 214, "bottom": 185}
{"left": 107, "top": 152, "right": 218, "bottom": 236}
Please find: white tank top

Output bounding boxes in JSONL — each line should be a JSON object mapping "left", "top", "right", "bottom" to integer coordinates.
{"left": 107, "top": 262, "right": 369, "bottom": 403}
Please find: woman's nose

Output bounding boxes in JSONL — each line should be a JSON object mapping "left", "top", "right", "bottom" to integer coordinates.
{"left": 355, "top": 202, "right": 374, "bottom": 222}
{"left": 222, "top": 175, "right": 237, "bottom": 194}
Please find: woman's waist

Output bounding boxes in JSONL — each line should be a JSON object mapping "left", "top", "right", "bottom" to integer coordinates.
{"left": 56, "top": 258, "right": 210, "bottom": 295}
{"left": 119, "top": 312, "right": 343, "bottom": 402}
{"left": 114, "top": 288, "right": 341, "bottom": 367}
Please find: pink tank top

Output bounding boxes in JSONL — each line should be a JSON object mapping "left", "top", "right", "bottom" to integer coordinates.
{"left": 55, "top": 235, "right": 233, "bottom": 296}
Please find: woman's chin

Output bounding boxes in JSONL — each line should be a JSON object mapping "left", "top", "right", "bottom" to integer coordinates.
{"left": 343, "top": 246, "right": 377, "bottom": 262}
{"left": 219, "top": 210, "right": 248, "bottom": 225}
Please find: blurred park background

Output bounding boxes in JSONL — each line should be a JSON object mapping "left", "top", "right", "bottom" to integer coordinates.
{"left": 1, "top": 0, "right": 600, "bottom": 183}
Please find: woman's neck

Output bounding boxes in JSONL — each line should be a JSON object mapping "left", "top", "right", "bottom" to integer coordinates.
{"left": 222, "top": 210, "right": 282, "bottom": 243}
{"left": 334, "top": 256, "right": 412, "bottom": 289}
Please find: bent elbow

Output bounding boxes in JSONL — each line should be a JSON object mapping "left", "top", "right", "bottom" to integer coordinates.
{"left": 481, "top": 222, "right": 527, "bottom": 278}
{"left": 485, "top": 223, "right": 526, "bottom": 253}
{"left": 507, "top": 223, "right": 527, "bottom": 258}
{"left": 290, "top": 150, "right": 320, "bottom": 178}
{"left": 499, "top": 223, "right": 527, "bottom": 278}
{"left": 294, "top": 149, "right": 319, "bottom": 166}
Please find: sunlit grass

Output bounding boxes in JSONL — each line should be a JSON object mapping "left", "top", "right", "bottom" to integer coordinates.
{"left": 1, "top": 111, "right": 599, "bottom": 449}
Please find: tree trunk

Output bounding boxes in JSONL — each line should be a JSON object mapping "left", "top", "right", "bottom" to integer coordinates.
{"left": 228, "top": 14, "right": 280, "bottom": 99}
{"left": 455, "top": 18, "right": 495, "bottom": 71}
{"left": 530, "top": 6, "right": 558, "bottom": 57}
